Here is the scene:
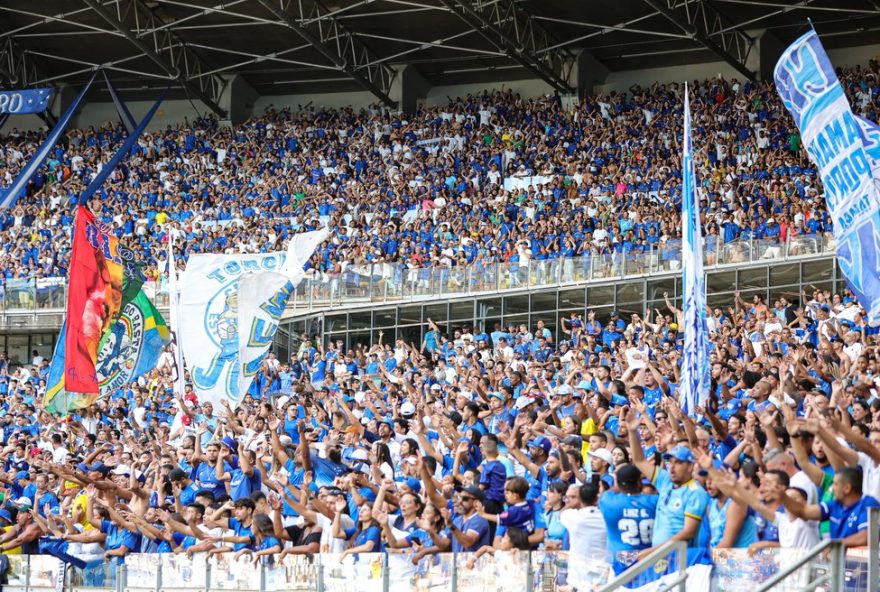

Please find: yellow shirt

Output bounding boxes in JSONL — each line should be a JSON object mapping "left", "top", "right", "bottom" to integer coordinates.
{"left": 580, "top": 417, "right": 598, "bottom": 459}
{"left": 72, "top": 492, "right": 92, "bottom": 531}
{"left": 2, "top": 526, "right": 20, "bottom": 554}
{"left": 155, "top": 211, "right": 168, "bottom": 225}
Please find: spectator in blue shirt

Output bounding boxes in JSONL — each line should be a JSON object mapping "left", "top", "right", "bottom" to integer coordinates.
{"left": 780, "top": 466, "right": 880, "bottom": 547}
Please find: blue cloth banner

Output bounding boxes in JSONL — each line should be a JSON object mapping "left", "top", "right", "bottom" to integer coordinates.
{"left": 0, "top": 88, "right": 52, "bottom": 114}
{"left": 0, "top": 75, "right": 94, "bottom": 209}
{"left": 103, "top": 71, "right": 136, "bottom": 134}
{"left": 77, "top": 88, "right": 166, "bottom": 204}
{"left": 775, "top": 31, "right": 880, "bottom": 325}
{"left": 679, "top": 84, "right": 711, "bottom": 416}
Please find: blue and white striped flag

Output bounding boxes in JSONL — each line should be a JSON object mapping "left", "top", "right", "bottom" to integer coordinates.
{"left": 776, "top": 31, "right": 880, "bottom": 325}
{"left": 680, "top": 84, "right": 711, "bottom": 416}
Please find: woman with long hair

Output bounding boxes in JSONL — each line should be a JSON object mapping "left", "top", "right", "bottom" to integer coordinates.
{"left": 336, "top": 501, "right": 381, "bottom": 560}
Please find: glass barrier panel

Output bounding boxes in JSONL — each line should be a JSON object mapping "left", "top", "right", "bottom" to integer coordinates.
{"left": 411, "top": 551, "right": 453, "bottom": 592}
{"left": 123, "top": 553, "right": 161, "bottom": 591}
{"left": 384, "top": 264, "right": 404, "bottom": 302}
{"left": 5, "top": 278, "right": 35, "bottom": 311}
{"left": 455, "top": 550, "right": 529, "bottom": 592}
{"left": 69, "top": 561, "right": 116, "bottom": 590}
{"left": 6, "top": 555, "right": 28, "bottom": 589}
{"left": 264, "top": 554, "right": 316, "bottom": 592}
{"left": 161, "top": 553, "right": 208, "bottom": 590}
{"left": 321, "top": 553, "right": 385, "bottom": 592}
{"left": 36, "top": 278, "right": 65, "bottom": 309}
{"left": 27, "top": 555, "right": 64, "bottom": 590}
{"left": 208, "top": 553, "right": 261, "bottom": 591}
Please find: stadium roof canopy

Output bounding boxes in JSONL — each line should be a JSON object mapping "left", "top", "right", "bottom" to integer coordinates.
{"left": 0, "top": 0, "right": 879, "bottom": 115}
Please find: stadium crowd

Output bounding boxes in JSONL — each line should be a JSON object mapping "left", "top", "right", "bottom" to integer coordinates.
{"left": 9, "top": 61, "right": 880, "bottom": 284}
{"left": 0, "top": 63, "right": 876, "bottom": 584}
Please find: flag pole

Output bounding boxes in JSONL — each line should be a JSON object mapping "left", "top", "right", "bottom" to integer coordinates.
{"left": 167, "top": 229, "right": 186, "bottom": 399}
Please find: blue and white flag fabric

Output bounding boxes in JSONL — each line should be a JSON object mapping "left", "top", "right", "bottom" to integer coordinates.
{"left": 0, "top": 75, "right": 94, "bottom": 209}
{"left": 0, "top": 88, "right": 52, "bottom": 114}
{"left": 179, "top": 229, "right": 326, "bottom": 410}
{"left": 679, "top": 84, "right": 711, "bottom": 417}
{"left": 103, "top": 71, "right": 136, "bottom": 135}
{"left": 775, "top": 31, "right": 880, "bottom": 325}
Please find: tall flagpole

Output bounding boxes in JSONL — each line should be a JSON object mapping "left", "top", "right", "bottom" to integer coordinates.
{"left": 167, "top": 229, "right": 186, "bottom": 398}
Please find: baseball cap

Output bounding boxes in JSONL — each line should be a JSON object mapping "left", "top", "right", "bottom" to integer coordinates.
{"left": 588, "top": 448, "right": 614, "bottom": 465}
{"left": 112, "top": 464, "right": 132, "bottom": 477}
{"left": 221, "top": 437, "right": 237, "bottom": 451}
{"left": 615, "top": 464, "right": 642, "bottom": 489}
{"left": 460, "top": 484, "right": 485, "bottom": 502}
{"left": 404, "top": 477, "right": 422, "bottom": 494}
{"left": 556, "top": 384, "right": 573, "bottom": 396}
{"left": 400, "top": 402, "right": 416, "bottom": 417}
{"left": 527, "top": 436, "right": 552, "bottom": 454}
{"left": 576, "top": 380, "right": 593, "bottom": 391}
{"left": 15, "top": 471, "right": 30, "bottom": 481}
{"left": 561, "top": 435, "right": 583, "bottom": 448}
{"left": 663, "top": 445, "right": 696, "bottom": 463}
{"left": 275, "top": 395, "right": 290, "bottom": 409}
{"left": 488, "top": 392, "right": 504, "bottom": 401}
{"left": 12, "top": 497, "right": 32, "bottom": 509}
{"left": 0, "top": 509, "right": 11, "bottom": 524}
{"left": 514, "top": 396, "right": 534, "bottom": 410}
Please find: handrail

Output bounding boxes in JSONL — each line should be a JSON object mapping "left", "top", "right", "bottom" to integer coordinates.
{"left": 755, "top": 538, "right": 844, "bottom": 592}
{"left": 869, "top": 507, "right": 880, "bottom": 592}
{"left": 597, "top": 540, "right": 687, "bottom": 592}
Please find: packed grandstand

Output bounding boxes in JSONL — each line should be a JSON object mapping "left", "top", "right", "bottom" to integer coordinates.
{"left": 0, "top": 48, "right": 877, "bottom": 592}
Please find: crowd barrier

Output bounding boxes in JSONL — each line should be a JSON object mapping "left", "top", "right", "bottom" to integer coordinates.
{"left": 0, "top": 233, "right": 835, "bottom": 316}
{"left": 3, "top": 546, "right": 876, "bottom": 592}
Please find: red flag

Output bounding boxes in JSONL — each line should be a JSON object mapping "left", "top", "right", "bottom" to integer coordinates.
{"left": 64, "top": 206, "right": 123, "bottom": 393}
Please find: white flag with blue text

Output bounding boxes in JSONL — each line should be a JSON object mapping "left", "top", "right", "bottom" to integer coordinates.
{"left": 775, "top": 31, "right": 880, "bottom": 325}
{"left": 179, "top": 230, "right": 326, "bottom": 409}
{"left": 680, "top": 85, "right": 711, "bottom": 416}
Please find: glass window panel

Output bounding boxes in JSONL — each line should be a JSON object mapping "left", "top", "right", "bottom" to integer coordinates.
{"left": 373, "top": 309, "right": 397, "bottom": 327}
{"left": 399, "top": 306, "right": 422, "bottom": 325}
{"left": 449, "top": 301, "right": 475, "bottom": 321}
{"left": 503, "top": 295, "right": 530, "bottom": 316}
{"left": 348, "top": 331, "right": 372, "bottom": 350}
{"left": 397, "top": 326, "right": 422, "bottom": 347}
{"left": 559, "top": 288, "right": 586, "bottom": 310}
{"left": 477, "top": 298, "right": 502, "bottom": 320}
{"left": 588, "top": 306, "right": 615, "bottom": 326}
{"left": 802, "top": 260, "right": 834, "bottom": 283}
{"left": 615, "top": 282, "right": 644, "bottom": 305}
{"left": 348, "top": 311, "right": 372, "bottom": 331}
{"left": 647, "top": 278, "right": 676, "bottom": 302}
{"left": 707, "top": 271, "right": 736, "bottom": 295}
{"left": 6, "top": 335, "right": 27, "bottom": 367}
{"left": 503, "top": 313, "right": 529, "bottom": 333}
{"left": 737, "top": 267, "right": 768, "bottom": 291}
{"left": 530, "top": 292, "right": 558, "bottom": 312}
{"left": 424, "top": 303, "right": 448, "bottom": 323}
{"left": 587, "top": 285, "right": 615, "bottom": 307}
{"left": 769, "top": 263, "right": 800, "bottom": 287}
{"left": 324, "top": 314, "right": 348, "bottom": 334}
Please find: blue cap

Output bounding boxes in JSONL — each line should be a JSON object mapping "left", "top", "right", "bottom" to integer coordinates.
{"left": 222, "top": 437, "right": 237, "bottom": 451}
{"left": 601, "top": 474, "right": 615, "bottom": 487}
{"left": 343, "top": 396, "right": 355, "bottom": 403}
{"left": 663, "top": 445, "right": 696, "bottom": 463}
{"left": 15, "top": 471, "right": 29, "bottom": 481}
{"left": 0, "top": 509, "right": 11, "bottom": 524}
{"left": 359, "top": 487, "right": 377, "bottom": 503}
{"left": 488, "top": 392, "right": 505, "bottom": 401}
{"left": 527, "top": 436, "right": 552, "bottom": 454}
{"left": 405, "top": 477, "right": 422, "bottom": 494}
{"left": 576, "top": 380, "right": 593, "bottom": 391}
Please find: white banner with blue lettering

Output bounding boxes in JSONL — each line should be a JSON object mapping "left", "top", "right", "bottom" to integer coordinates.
{"left": 775, "top": 31, "right": 880, "bottom": 325}
{"left": 179, "top": 230, "right": 326, "bottom": 410}
{"left": 0, "top": 88, "right": 52, "bottom": 114}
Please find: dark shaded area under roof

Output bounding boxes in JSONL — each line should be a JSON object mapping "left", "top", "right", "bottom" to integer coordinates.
{"left": 0, "top": 0, "right": 878, "bottom": 108}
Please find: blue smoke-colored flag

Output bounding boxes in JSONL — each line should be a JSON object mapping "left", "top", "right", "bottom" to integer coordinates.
{"left": 0, "top": 88, "right": 52, "bottom": 114}
{"left": 679, "top": 84, "right": 711, "bottom": 417}
{"left": 103, "top": 71, "right": 136, "bottom": 134}
{"left": 0, "top": 76, "right": 94, "bottom": 208}
{"left": 775, "top": 31, "right": 880, "bottom": 325}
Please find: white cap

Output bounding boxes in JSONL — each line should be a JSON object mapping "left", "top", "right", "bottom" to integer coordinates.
{"left": 276, "top": 395, "right": 290, "bottom": 409}
{"left": 354, "top": 391, "right": 367, "bottom": 404}
{"left": 112, "top": 464, "right": 132, "bottom": 476}
{"left": 400, "top": 402, "right": 416, "bottom": 417}
{"left": 556, "top": 384, "right": 573, "bottom": 396}
{"left": 588, "top": 449, "right": 614, "bottom": 465}
{"left": 514, "top": 396, "right": 534, "bottom": 410}
{"left": 350, "top": 448, "right": 369, "bottom": 461}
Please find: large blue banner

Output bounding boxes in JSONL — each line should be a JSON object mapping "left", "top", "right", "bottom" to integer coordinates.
{"left": 680, "top": 84, "right": 710, "bottom": 416}
{"left": 0, "top": 88, "right": 52, "bottom": 114}
{"left": 775, "top": 31, "right": 880, "bottom": 325}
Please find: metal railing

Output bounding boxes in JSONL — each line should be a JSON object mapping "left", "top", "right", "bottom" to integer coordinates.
{"left": 754, "top": 539, "right": 843, "bottom": 592}
{"left": 288, "top": 233, "right": 835, "bottom": 310}
{"left": 598, "top": 540, "right": 687, "bottom": 592}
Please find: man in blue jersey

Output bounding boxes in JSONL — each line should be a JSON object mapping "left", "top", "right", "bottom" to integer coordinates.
{"left": 599, "top": 463, "right": 659, "bottom": 574}
{"left": 779, "top": 466, "right": 879, "bottom": 547}
{"left": 625, "top": 408, "right": 710, "bottom": 558}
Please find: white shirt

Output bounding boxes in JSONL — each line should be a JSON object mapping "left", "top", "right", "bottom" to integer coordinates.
{"left": 858, "top": 452, "right": 880, "bottom": 500}
{"left": 790, "top": 471, "right": 819, "bottom": 505}
{"left": 773, "top": 512, "right": 820, "bottom": 549}
{"left": 560, "top": 506, "right": 607, "bottom": 558}
{"left": 317, "top": 512, "right": 354, "bottom": 554}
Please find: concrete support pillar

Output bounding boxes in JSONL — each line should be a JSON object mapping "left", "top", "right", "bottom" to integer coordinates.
{"left": 572, "top": 49, "right": 609, "bottom": 97}
{"left": 390, "top": 64, "right": 432, "bottom": 113}
{"left": 747, "top": 28, "right": 786, "bottom": 82}
{"left": 219, "top": 74, "right": 259, "bottom": 125}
